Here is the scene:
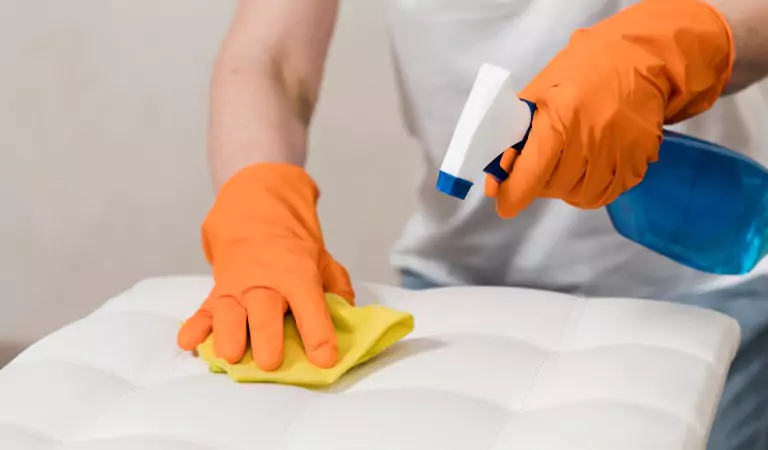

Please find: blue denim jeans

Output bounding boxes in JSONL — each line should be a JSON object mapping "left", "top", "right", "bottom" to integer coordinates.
{"left": 399, "top": 270, "right": 768, "bottom": 450}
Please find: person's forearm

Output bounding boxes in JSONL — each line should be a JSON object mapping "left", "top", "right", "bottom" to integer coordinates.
{"left": 208, "top": 57, "right": 308, "bottom": 190}
{"left": 207, "top": 0, "right": 339, "bottom": 190}
{"left": 705, "top": 0, "right": 768, "bottom": 94}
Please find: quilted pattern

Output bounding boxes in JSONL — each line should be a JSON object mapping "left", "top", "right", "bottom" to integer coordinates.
{"left": 0, "top": 276, "right": 740, "bottom": 450}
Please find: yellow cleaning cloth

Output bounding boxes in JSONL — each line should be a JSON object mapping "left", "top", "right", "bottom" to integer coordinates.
{"left": 196, "top": 294, "right": 414, "bottom": 386}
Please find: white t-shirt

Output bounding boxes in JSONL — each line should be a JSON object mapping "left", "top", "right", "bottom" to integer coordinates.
{"left": 386, "top": 0, "right": 768, "bottom": 299}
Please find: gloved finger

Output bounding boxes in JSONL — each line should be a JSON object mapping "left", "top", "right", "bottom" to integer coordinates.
{"left": 563, "top": 173, "right": 610, "bottom": 209}
{"left": 605, "top": 128, "right": 661, "bottom": 199}
{"left": 538, "top": 142, "right": 586, "bottom": 199}
{"left": 494, "top": 107, "right": 564, "bottom": 219}
{"left": 177, "top": 307, "right": 213, "bottom": 351}
{"left": 287, "top": 282, "right": 337, "bottom": 369}
{"left": 567, "top": 160, "right": 618, "bottom": 209}
{"left": 569, "top": 128, "right": 658, "bottom": 208}
{"left": 484, "top": 148, "right": 519, "bottom": 198}
{"left": 243, "top": 288, "right": 288, "bottom": 371}
{"left": 211, "top": 295, "right": 248, "bottom": 364}
{"left": 320, "top": 254, "right": 355, "bottom": 305}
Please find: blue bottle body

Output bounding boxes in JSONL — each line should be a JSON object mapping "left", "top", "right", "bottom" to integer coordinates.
{"left": 605, "top": 129, "right": 768, "bottom": 275}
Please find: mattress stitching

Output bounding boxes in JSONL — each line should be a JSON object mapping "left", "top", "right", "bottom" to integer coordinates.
{"left": 400, "top": 330, "right": 725, "bottom": 374}
{"left": 0, "top": 421, "right": 63, "bottom": 445}
{"left": 68, "top": 383, "right": 144, "bottom": 443}
{"left": 518, "top": 297, "right": 585, "bottom": 412}
{"left": 66, "top": 431, "right": 225, "bottom": 449}
{"left": 271, "top": 393, "right": 328, "bottom": 450}
{"left": 516, "top": 297, "right": 708, "bottom": 436}
{"left": 5, "top": 358, "right": 139, "bottom": 386}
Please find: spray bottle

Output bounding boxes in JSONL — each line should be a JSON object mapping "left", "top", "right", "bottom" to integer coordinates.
{"left": 437, "top": 63, "right": 768, "bottom": 275}
{"left": 436, "top": 63, "right": 536, "bottom": 199}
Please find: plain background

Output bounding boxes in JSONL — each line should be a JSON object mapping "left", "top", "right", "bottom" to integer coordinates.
{"left": 0, "top": 0, "right": 423, "bottom": 365}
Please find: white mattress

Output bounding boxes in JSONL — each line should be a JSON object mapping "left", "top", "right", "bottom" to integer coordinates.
{"left": 0, "top": 276, "right": 740, "bottom": 450}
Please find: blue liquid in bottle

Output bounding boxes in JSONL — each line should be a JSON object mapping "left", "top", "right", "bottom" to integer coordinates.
{"left": 605, "top": 129, "right": 768, "bottom": 275}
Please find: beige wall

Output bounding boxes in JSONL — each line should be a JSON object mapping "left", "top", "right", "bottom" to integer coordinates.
{"left": 0, "top": 0, "right": 422, "bottom": 364}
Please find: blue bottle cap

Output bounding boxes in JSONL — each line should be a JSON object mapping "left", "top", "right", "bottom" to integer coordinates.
{"left": 436, "top": 170, "right": 473, "bottom": 200}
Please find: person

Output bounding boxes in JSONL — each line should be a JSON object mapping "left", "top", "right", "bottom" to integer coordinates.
{"left": 177, "top": 0, "right": 768, "bottom": 448}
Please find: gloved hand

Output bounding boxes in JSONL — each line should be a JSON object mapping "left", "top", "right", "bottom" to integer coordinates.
{"left": 177, "top": 163, "right": 355, "bottom": 371}
{"left": 485, "top": 0, "right": 734, "bottom": 218}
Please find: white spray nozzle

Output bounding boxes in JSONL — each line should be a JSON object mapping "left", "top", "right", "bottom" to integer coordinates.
{"left": 437, "top": 63, "right": 534, "bottom": 199}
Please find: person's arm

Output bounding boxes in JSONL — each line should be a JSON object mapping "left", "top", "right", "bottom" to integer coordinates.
{"left": 207, "top": 0, "right": 339, "bottom": 189}
{"left": 179, "top": 0, "right": 353, "bottom": 370}
{"left": 706, "top": 0, "right": 768, "bottom": 94}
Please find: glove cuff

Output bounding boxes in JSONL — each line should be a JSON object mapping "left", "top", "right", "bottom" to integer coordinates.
{"left": 201, "top": 162, "right": 323, "bottom": 265}
{"left": 661, "top": 0, "right": 735, "bottom": 121}
{"left": 592, "top": 0, "right": 735, "bottom": 123}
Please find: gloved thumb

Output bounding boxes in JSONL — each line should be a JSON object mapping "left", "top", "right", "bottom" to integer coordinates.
{"left": 321, "top": 252, "right": 355, "bottom": 306}
{"left": 489, "top": 106, "right": 563, "bottom": 219}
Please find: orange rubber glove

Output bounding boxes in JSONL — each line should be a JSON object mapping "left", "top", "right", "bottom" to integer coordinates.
{"left": 177, "top": 163, "right": 355, "bottom": 371}
{"left": 485, "top": 0, "right": 734, "bottom": 218}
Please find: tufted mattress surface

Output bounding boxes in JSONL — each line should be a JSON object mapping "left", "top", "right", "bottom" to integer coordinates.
{"left": 0, "top": 276, "right": 740, "bottom": 449}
